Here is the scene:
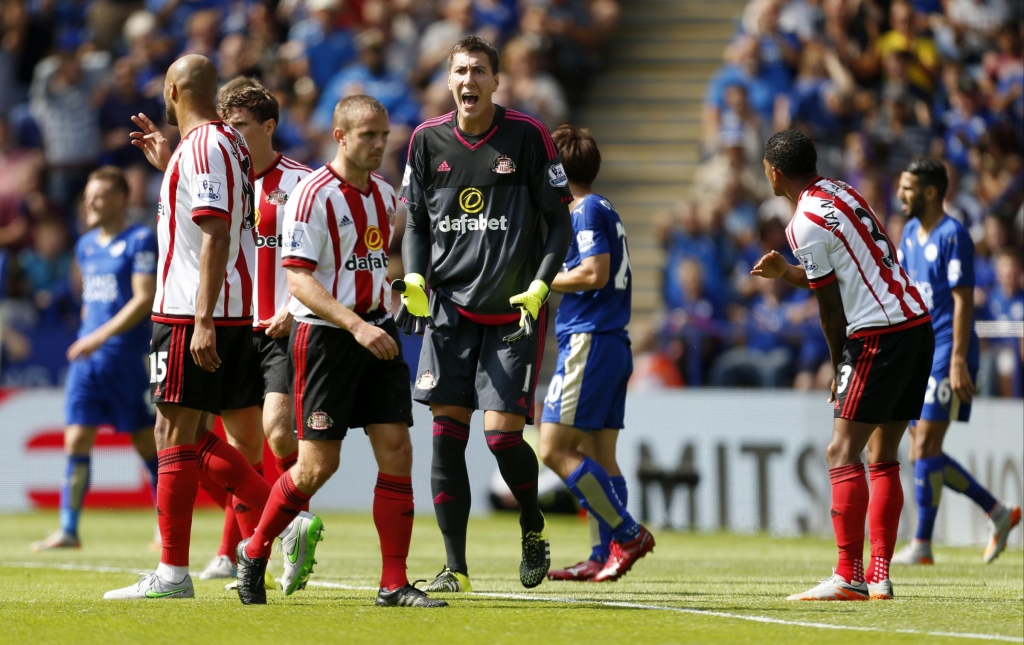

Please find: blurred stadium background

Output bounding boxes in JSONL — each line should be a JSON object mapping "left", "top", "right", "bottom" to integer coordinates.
{"left": 0, "top": 0, "right": 1020, "bottom": 549}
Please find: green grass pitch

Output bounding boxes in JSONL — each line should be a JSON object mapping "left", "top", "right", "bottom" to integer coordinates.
{"left": 1, "top": 510, "right": 1021, "bottom": 644}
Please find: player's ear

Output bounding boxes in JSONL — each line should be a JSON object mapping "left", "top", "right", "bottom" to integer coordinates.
{"left": 265, "top": 118, "right": 277, "bottom": 138}
{"left": 333, "top": 127, "right": 345, "bottom": 146}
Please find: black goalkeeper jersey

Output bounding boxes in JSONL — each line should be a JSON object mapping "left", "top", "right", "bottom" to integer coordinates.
{"left": 400, "top": 106, "right": 573, "bottom": 316}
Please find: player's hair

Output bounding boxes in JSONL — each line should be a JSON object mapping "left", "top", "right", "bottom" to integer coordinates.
{"left": 551, "top": 123, "right": 601, "bottom": 186}
{"left": 904, "top": 157, "right": 949, "bottom": 201}
{"left": 217, "top": 82, "right": 279, "bottom": 124}
{"left": 447, "top": 35, "right": 499, "bottom": 75}
{"left": 87, "top": 166, "right": 129, "bottom": 196}
{"left": 332, "top": 94, "right": 388, "bottom": 130}
{"left": 764, "top": 130, "right": 817, "bottom": 179}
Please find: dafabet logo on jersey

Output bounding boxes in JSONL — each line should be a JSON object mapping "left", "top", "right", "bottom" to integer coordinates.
{"left": 438, "top": 188, "right": 508, "bottom": 232}
{"left": 364, "top": 226, "right": 383, "bottom": 251}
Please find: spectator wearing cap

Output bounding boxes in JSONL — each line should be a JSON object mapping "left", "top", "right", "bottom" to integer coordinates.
{"left": 29, "top": 38, "right": 109, "bottom": 215}
{"left": 288, "top": 0, "right": 357, "bottom": 91}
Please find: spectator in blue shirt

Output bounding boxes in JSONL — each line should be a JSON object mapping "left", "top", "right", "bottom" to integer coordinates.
{"left": 704, "top": 35, "right": 791, "bottom": 132}
{"left": 978, "top": 249, "right": 1024, "bottom": 397}
{"left": 709, "top": 275, "right": 794, "bottom": 388}
{"left": 288, "top": 0, "right": 356, "bottom": 91}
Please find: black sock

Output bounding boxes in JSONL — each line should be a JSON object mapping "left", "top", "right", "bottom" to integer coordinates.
{"left": 484, "top": 429, "right": 544, "bottom": 534}
{"left": 431, "top": 416, "right": 472, "bottom": 574}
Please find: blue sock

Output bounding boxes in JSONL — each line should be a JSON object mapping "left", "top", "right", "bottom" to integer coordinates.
{"left": 565, "top": 457, "right": 639, "bottom": 543}
{"left": 914, "top": 456, "right": 946, "bottom": 541}
{"left": 60, "top": 455, "right": 91, "bottom": 536}
{"left": 943, "top": 453, "right": 998, "bottom": 514}
{"left": 594, "top": 475, "right": 629, "bottom": 560}
{"left": 142, "top": 455, "right": 159, "bottom": 503}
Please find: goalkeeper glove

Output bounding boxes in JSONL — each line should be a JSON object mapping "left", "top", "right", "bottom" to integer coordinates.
{"left": 393, "top": 273, "right": 434, "bottom": 336}
{"left": 503, "top": 280, "right": 549, "bottom": 344}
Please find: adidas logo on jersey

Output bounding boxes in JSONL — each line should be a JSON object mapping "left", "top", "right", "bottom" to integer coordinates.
{"left": 339, "top": 215, "right": 354, "bottom": 227}
{"left": 437, "top": 160, "right": 451, "bottom": 172}
{"left": 438, "top": 213, "right": 508, "bottom": 232}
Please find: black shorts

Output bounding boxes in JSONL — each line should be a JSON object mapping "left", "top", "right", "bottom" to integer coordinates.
{"left": 235, "top": 329, "right": 292, "bottom": 405}
{"left": 290, "top": 317, "right": 413, "bottom": 441}
{"left": 834, "top": 321, "right": 934, "bottom": 424}
{"left": 149, "top": 322, "right": 260, "bottom": 414}
{"left": 412, "top": 296, "right": 547, "bottom": 424}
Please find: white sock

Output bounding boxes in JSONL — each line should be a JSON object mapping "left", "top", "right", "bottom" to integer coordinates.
{"left": 156, "top": 563, "right": 189, "bottom": 584}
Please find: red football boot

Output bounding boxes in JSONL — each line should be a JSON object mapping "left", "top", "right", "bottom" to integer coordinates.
{"left": 547, "top": 559, "right": 605, "bottom": 581}
{"left": 592, "top": 526, "right": 655, "bottom": 582}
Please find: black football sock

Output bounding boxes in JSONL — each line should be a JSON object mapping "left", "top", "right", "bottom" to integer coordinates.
{"left": 484, "top": 429, "right": 544, "bottom": 534}
{"left": 431, "top": 416, "right": 472, "bottom": 575}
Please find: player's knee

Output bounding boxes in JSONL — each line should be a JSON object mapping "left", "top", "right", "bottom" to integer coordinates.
{"left": 266, "top": 423, "right": 297, "bottom": 455}
{"left": 299, "top": 458, "right": 338, "bottom": 489}
{"left": 825, "top": 439, "right": 852, "bottom": 467}
{"left": 377, "top": 436, "right": 413, "bottom": 474}
{"left": 64, "top": 427, "right": 93, "bottom": 454}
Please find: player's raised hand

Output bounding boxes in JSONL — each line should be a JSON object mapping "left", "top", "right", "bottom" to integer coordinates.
{"left": 130, "top": 113, "right": 171, "bottom": 172}
{"left": 750, "top": 250, "right": 789, "bottom": 279}
{"left": 950, "top": 356, "right": 975, "bottom": 403}
{"left": 353, "top": 321, "right": 399, "bottom": 361}
{"left": 190, "top": 319, "right": 221, "bottom": 372}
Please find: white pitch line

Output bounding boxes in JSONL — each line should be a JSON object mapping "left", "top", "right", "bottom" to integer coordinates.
{"left": 305, "top": 581, "right": 1023, "bottom": 644}
{"left": 2, "top": 562, "right": 1020, "bottom": 644}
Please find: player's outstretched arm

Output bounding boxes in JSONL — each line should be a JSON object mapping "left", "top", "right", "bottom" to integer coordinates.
{"left": 192, "top": 217, "right": 230, "bottom": 372}
{"left": 67, "top": 273, "right": 157, "bottom": 361}
{"left": 130, "top": 113, "right": 171, "bottom": 172}
{"left": 286, "top": 267, "right": 398, "bottom": 361}
{"left": 751, "top": 250, "right": 810, "bottom": 289}
{"left": 813, "top": 278, "right": 848, "bottom": 403}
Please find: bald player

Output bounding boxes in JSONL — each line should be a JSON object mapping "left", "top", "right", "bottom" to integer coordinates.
{"left": 104, "top": 55, "right": 276, "bottom": 600}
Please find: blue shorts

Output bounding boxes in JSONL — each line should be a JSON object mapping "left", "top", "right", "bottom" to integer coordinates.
{"left": 65, "top": 353, "right": 155, "bottom": 432}
{"left": 918, "top": 342, "right": 979, "bottom": 423}
{"left": 540, "top": 332, "right": 632, "bottom": 431}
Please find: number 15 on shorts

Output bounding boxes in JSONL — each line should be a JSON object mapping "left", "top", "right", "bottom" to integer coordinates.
{"left": 150, "top": 351, "right": 168, "bottom": 384}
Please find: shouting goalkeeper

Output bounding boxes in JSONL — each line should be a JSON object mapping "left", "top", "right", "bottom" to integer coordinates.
{"left": 398, "top": 36, "right": 572, "bottom": 592}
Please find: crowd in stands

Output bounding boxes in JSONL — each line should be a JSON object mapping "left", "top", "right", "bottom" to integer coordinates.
{"left": 0, "top": 0, "right": 621, "bottom": 385}
{"left": 653, "top": 0, "right": 1023, "bottom": 396}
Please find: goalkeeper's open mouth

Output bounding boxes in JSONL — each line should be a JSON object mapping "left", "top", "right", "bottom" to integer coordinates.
{"left": 461, "top": 93, "right": 479, "bottom": 109}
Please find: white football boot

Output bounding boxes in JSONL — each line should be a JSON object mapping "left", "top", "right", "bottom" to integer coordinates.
{"left": 104, "top": 572, "right": 194, "bottom": 600}
{"left": 787, "top": 570, "right": 869, "bottom": 601}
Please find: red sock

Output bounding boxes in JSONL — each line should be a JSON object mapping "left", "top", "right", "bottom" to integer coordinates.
{"left": 245, "top": 471, "right": 311, "bottom": 560}
{"left": 374, "top": 472, "right": 414, "bottom": 591}
{"left": 157, "top": 446, "right": 198, "bottom": 567}
{"left": 196, "top": 432, "right": 270, "bottom": 514}
{"left": 199, "top": 468, "right": 227, "bottom": 509}
{"left": 218, "top": 501, "right": 242, "bottom": 561}
{"left": 274, "top": 451, "right": 298, "bottom": 478}
{"left": 830, "top": 463, "right": 868, "bottom": 584}
{"left": 274, "top": 451, "right": 309, "bottom": 512}
{"left": 232, "top": 462, "right": 264, "bottom": 539}
{"left": 866, "top": 461, "right": 902, "bottom": 583}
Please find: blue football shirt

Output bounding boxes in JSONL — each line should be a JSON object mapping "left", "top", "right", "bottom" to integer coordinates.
{"left": 76, "top": 223, "right": 158, "bottom": 358}
{"left": 555, "top": 194, "right": 631, "bottom": 336}
{"left": 899, "top": 214, "right": 976, "bottom": 348}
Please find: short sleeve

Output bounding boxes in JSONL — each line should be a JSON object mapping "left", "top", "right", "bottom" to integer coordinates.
{"left": 574, "top": 199, "right": 612, "bottom": 260}
{"left": 130, "top": 229, "right": 158, "bottom": 275}
{"left": 398, "top": 131, "right": 427, "bottom": 211}
{"left": 190, "top": 135, "right": 232, "bottom": 222}
{"left": 790, "top": 219, "right": 836, "bottom": 288}
{"left": 281, "top": 182, "right": 326, "bottom": 270}
{"left": 945, "top": 224, "right": 975, "bottom": 289}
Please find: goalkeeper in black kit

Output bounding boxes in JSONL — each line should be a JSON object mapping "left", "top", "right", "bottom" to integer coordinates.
{"left": 397, "top": 36, "right": 572, "bottom": 591}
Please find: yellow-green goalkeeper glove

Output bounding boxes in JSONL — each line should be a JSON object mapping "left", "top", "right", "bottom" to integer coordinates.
{"left": 503, "top": 280, "right": 549, "bottom": 344}
{"left": 393, "top": 273, "right": 433, "bottom": 335}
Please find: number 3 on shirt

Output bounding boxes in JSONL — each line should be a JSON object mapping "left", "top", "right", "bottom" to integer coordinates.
{"left": 614, "top": 222, "right": 631, "bottom": 290}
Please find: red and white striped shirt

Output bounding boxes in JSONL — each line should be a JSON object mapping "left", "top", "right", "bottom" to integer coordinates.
{"left": 787, "top": 176, "right": 930, "bottom": 338}
{"left": 252, "top": 154, "right": 311, "bottom": 329}
{"left": 153, "top": 121, "right": 256, "bottom": 325}
{"left": 281, "top": 165, "right": 397, "bottom": 325}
